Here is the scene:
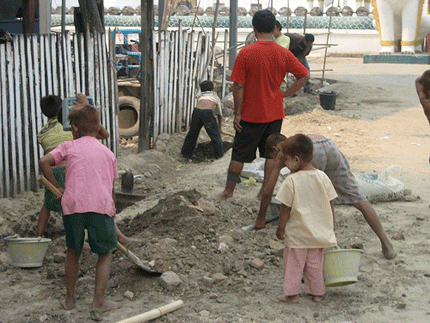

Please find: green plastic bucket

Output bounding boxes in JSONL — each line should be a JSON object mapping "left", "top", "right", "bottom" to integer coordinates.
{"left": 323, "top": 247, "right": 363, "bottom": 287}
{"left": 4, "top": 235, "right": 51, "bottom": 268}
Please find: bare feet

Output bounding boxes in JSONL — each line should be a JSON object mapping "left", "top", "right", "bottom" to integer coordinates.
{"left": 275, "top": 295, "right": 299, "bottom": 303}
{"left": 216, "top": 190, "right": 232, "bottom": 201}
{"left": 92, "top": 300, "right": 121, "bottom": 313}
{"left": 312, "top": 295, "right": 325, "bottom": 303}
{"left": 61, "top": 296, "right": 76, "bottom": 310}
{"left": 382, "top": 245, "right": 397, "bottom": 260}
{"left": 118, "top": 236, "right": 140, "bottom": 245}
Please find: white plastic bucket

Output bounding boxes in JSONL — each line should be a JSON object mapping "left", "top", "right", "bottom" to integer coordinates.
{"left": 4, "top": 235, "right": 51, "bottom": 268}
{"left": 323, "top": 247, "right": 363, "bottom": 287}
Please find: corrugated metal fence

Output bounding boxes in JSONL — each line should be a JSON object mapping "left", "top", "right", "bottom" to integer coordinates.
{"left": 153, "top": 28, "right": 220, "bottom": 141}
{"left": 0, "top": 31, "right": 118, "bottom": 198}
{"left": 0, "top": 28, "right": 224, "bottom": 198}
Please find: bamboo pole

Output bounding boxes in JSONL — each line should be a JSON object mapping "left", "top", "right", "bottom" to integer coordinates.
{"left": 27, "top": 35, "right": 40, "bottom": 191}
{"left": 13, "top": 36, "right": 24, "bottom": 193}
{"left": 172, "top": 29, "right": 179, "bottom": 133}
{"left": 45, "top": 35, "right": 54, "bottom": 95}
{"left": 183, "top": 31, "right": 193, "bottom": 129}
{"left": 222, "top": 29, "right": 228, "bottom": 99}
{"left": 19, "top": 35, "right": 31, "bottom": 190}
{"left": 211, "top": 0, "right": 220, "bottom": 61}
{"left": 6, "top": 42, "right": 16, "bottom": 196}
{"left": 51, "top": 35, "right": 59, "bottom": 95}
{"left": 115, "top": 300, "right": 184, "bottom": 323}
{"left": 176, "top": 22, "right": 184, "bottom": 133}
{"left": 321, "top": 15, "right": 332, "bottom": 84}
{"left": 153, "top": 29, "right": 159, "bottom": 142}
{"left": 0, "top": 44, "right": 4, "bottom": 196}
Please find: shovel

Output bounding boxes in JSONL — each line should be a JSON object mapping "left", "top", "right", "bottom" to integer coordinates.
{"left": 38, "top": 175, "right": 162, "bottom": 275}
{"left": 116, "top": 242, "right": 162, "bottom": 276}
{"left": 241, "top": 214, "right": 280, "bottom": 232}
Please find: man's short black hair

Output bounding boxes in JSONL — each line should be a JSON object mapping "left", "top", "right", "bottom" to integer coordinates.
{"left": 304, "top": 34, "right": 315, "bottom": 43}
{"left": 252, "top": 9, "right": 276, "bottom": 33}
{"left": 41, "top": 95, "right": 62, "bottom": 118}
{"left": 275, "top": 20, "right": 282, "bottom": 31}
{"left": 200, "top": 80, "right": 214, "bottom": 92}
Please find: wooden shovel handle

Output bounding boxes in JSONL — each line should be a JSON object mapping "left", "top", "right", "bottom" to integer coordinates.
{"left": 116, "top": 242, "right": 128, "bottom": 255}
{"left": 38, "top": 175, "right": 63, "bottom": 199}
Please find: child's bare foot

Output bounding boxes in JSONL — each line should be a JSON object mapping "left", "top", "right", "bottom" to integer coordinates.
{"left": 61, "top": 296, "right": 76, "bottom": 310}
{"left": 118, "top": 236, "right": 140, "bottom": 245}
{"left": 216, "top": 190, "right": 232, "bottom": 201}
{"left": 312, "top": 295, "right": 325, "bottom": 303}
{"left": 276, "top": 295, "right": 299, "bottom": 303}
{"left": 382, "top": 244, "right": 397, "bottom": 260}
{"left": 93, "top": 300, "right": 121, "bottom": 313}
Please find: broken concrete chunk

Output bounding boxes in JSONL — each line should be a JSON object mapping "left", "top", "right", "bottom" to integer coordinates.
{"left": 396, "top": 301, "right": 406, "bottom": 309}
{"left": 89, "top": 308, "right": 103, "bottom": 321}
{"left": 159, "top": 271, "right": 183, "bottom": 291}
{"left": 212, "top": 273, "right": 228, "bottom": 282}
{"left": 219, "top": 234, "right": 233, "bottom": 244}
{"left": 123, "top": 290, "right": 134, "bottom": 300}
{"left": 202, "top": 276, "right": 215, "bottom": 287}
{"left": 248, "top": 259, "right": 264, "bottom": 269}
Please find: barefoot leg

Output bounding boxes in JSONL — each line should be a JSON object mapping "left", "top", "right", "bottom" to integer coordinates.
{"left": 312, "top": 295, "right": 325, "bottom": 302}
{"left": 92, "top": 251, "right": 121, "bottom": 312}
{"left": 37, "top": 204, "right": 51, "bottom": 238}
{"left": 353, "top": 200, "right": 396, "bottom": 259}
{"left": 62, "top": 248, "right": 79, "bottom": 310}
{"left": 116, "top": 226, "right": 139, "bottom": 245}
{"left": 216, "top": 161, "right": 244, "bottom": 200}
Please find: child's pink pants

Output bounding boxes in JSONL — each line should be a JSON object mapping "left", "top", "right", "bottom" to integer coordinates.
{"left": 283, "top": 247, "right": 325, "bottom": 296}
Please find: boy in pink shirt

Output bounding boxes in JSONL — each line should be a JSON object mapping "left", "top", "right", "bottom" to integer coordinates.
{"left": 39, "top": 104, "right": 121, "bottom": 315}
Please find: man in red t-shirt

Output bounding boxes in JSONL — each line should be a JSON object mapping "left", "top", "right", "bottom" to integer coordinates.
{"left": 217, "top": 9, "right": 309, "bottom": 200}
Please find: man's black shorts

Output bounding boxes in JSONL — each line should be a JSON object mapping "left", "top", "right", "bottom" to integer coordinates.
{"left": 231, "top": 119, "right": 282, "bottom": 163}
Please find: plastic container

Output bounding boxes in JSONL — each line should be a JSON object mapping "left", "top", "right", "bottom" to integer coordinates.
{"left": 319, "top": 91, "right": 337, "bottom": 110}
{"left": 4, "top": 235, "right": 51, "bottom": 268}
{"left": 323, "top": 247, "right": 363, "bottom": 287}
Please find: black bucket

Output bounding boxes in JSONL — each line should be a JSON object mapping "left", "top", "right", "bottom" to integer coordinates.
{"left": 319, "top": 92, "right": 337, "bottom": 110}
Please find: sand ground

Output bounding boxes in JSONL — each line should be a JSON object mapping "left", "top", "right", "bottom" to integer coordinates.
{"left": 1, "top": 57, "right": 430, "bottom": 323}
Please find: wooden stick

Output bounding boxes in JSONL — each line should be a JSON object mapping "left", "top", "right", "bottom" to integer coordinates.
{"left": 115, "top": 300, "right": 184, "bottom": 323}
{"left": 38, "top": 175, "right": 62, "bottom": 199}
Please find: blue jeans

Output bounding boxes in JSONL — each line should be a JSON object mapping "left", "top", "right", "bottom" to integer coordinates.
{"left": 181, "top": 108, "right": 223, "bottom": 159}
{"left": 302, "top": 58, "right": 311, "bottom": 92}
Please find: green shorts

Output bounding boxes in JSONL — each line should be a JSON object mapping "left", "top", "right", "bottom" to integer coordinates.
{"left": 62, "top": 212, "right": 117, "bottom": 256}
{"left": 45, "top": 166, "right": 66, "bottom": 212}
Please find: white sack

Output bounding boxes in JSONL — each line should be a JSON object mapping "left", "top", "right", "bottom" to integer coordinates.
{"left": 354, "top": 166, "right": 404, "bottom": 203}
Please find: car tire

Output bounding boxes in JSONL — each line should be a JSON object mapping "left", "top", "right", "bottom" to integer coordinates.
{"left": 118, "top": 96, "right": 140, "bottom": 138}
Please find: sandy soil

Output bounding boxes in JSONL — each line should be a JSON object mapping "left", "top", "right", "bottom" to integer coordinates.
{"left": 1, "top": 57, "right": 430, "bottom": 323}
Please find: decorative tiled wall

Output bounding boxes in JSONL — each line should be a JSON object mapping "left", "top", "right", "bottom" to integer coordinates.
{"left": 51, "top": 15, "right": 375, "bottom": 30}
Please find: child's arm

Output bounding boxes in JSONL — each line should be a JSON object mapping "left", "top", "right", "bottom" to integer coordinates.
{"left": 255, "top": 151, "right": 285, "bottom": 230}
{"left": 73, "top": 92, "right": 89, "bottom": 108}
{"left": 217, "top": 115, "right": 222, "bottom": 130}
{"left": 276, "top": 204, "right": 291, "bottom": 240}
{"left": 39, "top": 154, "right": 64, "bottom": 198}
{"left": 96, "top": 125, "right": 110, "bottom": 140}
{"left": 330, "top": 200, "right": 335, "bottom": 231}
